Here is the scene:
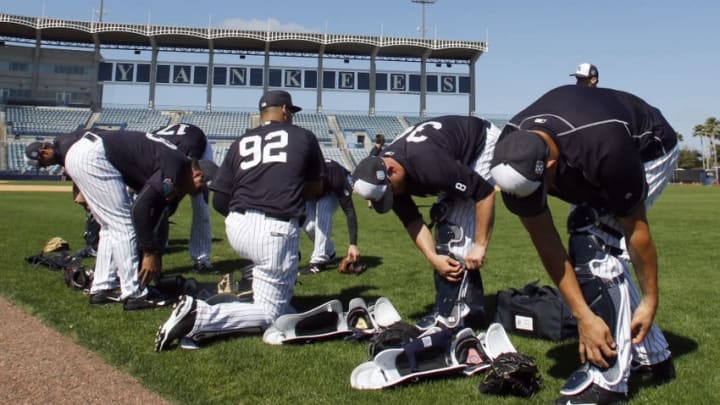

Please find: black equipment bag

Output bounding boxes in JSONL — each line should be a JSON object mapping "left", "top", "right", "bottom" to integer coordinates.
{"left": 493, "top": 281, "right": 577, "bottom": 342}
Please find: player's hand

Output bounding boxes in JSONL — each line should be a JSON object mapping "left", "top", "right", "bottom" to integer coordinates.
{"left": 464, "top": 244, "right": 487, "bottom": 270}
{"left": 346, "top": 244, "right": 360, "bottom": 263}
{"left": 73, "top": 190, "right": 88, "bottom": 209}
{"left": 431, "top": 254, "right": 463, "bottom": 282}
{"left": 577, "top": 314, "right": 617, "bottom": 368}
{"left": 139, "top": 253, "right": 162, "bottom": 286}
{"left": 630, "top": 298, "right": 657, "bottom": 344}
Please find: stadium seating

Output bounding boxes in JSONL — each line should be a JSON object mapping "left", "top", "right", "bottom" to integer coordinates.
{"left": 5, "top": 106, "right": 91, "bottom": 136}
{"left": 320, "top": 144, "right": 352, "bottom": 169}
{"left": 94, "top": 108, "right": 170, "bottom": 132}
{"left": 180, "top": 110, "right": 252, "bottom": 139}
{"left": 347, "top": 147, "right": 372, "bottom": 166}
{"left": 335, "top": 115, "right": 406, "bottom": 142}
{"left": 1, "top": 106, "right": 511, "bottom": 175}
{"left": 292, "top": 113, "right": 334, "bottom": 142}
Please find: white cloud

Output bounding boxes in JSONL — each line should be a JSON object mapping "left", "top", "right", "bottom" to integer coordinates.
{"left": 219, "top": 18, "right": 316, "bottom": 33}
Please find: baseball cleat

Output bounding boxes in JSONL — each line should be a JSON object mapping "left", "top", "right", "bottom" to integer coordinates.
{"left": 192, "top": 260, "right": 215, "bottom": 274}
{"left": 554, "top": 383, "right": 626, "bottom": 405}
{"left": 123, "top": 288, "right": 174, "bottom": 311}
{"left": 89, "top": 289, "right": 121, "bottom": 305}
{"left": 304, "top": 263, "right": 326, "bottom": 274}
{"left": 155, "top": 295, "right": 197, "bottom": 352}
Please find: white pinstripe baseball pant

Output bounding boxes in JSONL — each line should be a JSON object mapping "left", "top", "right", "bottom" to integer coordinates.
{"left": 64, "top": 134, "right": 146, "bottom": 300}
{"left": 303, "top": 194, "right": 339, "bottom": 264}
{"left": 443, "top": 122, "right": 501, "bottom": 261}
{"left": 189, "top": 210, "right": 300, "bottom": 336}
{"left": 188, "top": 143, "right": 214, "bottom": 264}
{"left": 572, "top": 144, "right": 678, "bottom": 392}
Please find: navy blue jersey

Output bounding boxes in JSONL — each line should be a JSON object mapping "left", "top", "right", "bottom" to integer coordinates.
{"left": 500, "top": 85, "right": 678, "bottom": 217}
{"left": 211, "top": 121, "right": 325, "bottom": 220}
{"left": 322, "top": 159, "right": 352, "bottom": 198}
{"left": 89, "top": 130, "right": 194, "bottom": 253}
{"left": 151, "top": 123, "right": 208, "bottom": 159}
{"left": 95, "top": 130, "right": 191, "bottom": 195}
{"left": 381, "top": 115, "right": 496, "bottom": 225}
{"left": 323, "top": 159, "right": 357, "bottom": 245}
{"left": 52, "top": 130, "right": 86, "bottom": 166}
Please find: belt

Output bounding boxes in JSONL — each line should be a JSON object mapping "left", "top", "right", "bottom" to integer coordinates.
{"left": 238, "top": 209, "right": 294, "bottom": 223}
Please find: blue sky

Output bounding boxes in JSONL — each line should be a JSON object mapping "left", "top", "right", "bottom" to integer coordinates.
{"left": 2, "top": 0, "right": 718, "bottom": 150}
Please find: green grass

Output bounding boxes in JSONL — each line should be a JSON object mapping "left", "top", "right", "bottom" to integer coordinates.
{"left": 1, "top": 184, "right": 718, "bottom": 404}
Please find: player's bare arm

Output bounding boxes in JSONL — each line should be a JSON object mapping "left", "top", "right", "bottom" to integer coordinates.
{"left": 139, "top": 252, "right": 162, "bottom": 286}
{"left": 618, "top": 205, "right": 659, "bottom": 344}
{"left": 520, "top": 210, "right": 617, "bottom": 367}
{"left": 405, "top": 218, "right": 462, "bottom": 282}
{"left": 465, "top": 192, "right": 495, "bottom": 270}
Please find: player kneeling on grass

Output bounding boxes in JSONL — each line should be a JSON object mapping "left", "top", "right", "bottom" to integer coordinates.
{"left": 155, "top": 90, "right": 326, "bottom": 351}
{"left": 27, "top": 130, "right": 217, "bottom": 311}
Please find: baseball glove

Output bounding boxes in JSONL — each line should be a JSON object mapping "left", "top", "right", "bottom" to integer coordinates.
{"left": 63, "top": 264, "right": 93, "bottom": 290}
{"left": 43, "top": 237, "right": 70, "bottom": 254}
{"left": 338, "top": 258, "right": 366, "bottom": 275}
{"left": 478, "top": 352, "right": 542, "bottom": 398}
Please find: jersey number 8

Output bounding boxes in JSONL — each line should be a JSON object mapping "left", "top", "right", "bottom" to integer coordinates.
{"left": 239, "top": 130, "right": 288, "bottom": 170}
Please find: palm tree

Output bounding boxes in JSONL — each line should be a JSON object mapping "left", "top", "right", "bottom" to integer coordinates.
{"left": 693, "top": 117, "right": 720, "bottom": 169}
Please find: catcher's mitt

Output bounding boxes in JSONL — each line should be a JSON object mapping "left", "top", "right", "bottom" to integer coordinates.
{"left": 338, "top": 258, "right": 366, "bottom": 275}
{"left": 367, "top": 321, "right": 421, "bottom": 357}
{"left": 43, "top": 237, "right": 70, "bottom": 254}
{"left": 478, "top": 352, "right": 542, "bottom": 398}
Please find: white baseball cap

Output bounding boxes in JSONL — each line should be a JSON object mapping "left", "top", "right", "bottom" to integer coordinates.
{"left": 570, "top": 63, "right": 599, "bottom": 79}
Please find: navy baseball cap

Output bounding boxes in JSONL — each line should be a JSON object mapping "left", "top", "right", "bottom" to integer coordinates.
{"left": 24, "top": 141, "right": 45, "bottom": 167}
{"left": 259, "top": 90, "right": 302, "bottom": 113}
{"left": 490, "top": 130, "right": 549, "bottom": 198}
{"left": 352, "top": 156, "right": 393, "bottom": 214}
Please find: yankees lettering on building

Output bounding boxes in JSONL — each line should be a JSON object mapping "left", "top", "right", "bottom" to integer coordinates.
{"left": 103, "top": 61, "right": 468, "bottom": 94}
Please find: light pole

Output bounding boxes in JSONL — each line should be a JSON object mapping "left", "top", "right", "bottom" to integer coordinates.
{"left": 411, "top": 0, "right": 436, "bottom": 39}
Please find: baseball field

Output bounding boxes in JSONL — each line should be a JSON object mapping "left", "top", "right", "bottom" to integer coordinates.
{"left": 0, "top": 181, "right": 717, "bottom": 404}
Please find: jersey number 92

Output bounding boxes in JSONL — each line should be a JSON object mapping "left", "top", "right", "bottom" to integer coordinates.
{"left": 239, "top": 130, "right": 288, "bottom": 170}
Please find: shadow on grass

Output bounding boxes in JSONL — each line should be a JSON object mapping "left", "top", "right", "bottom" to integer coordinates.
{"left": 162, "top": 257, "right": 253, "bottom": 276}
{"left": 544, "top": 329, "right": 697, "bottom": 384}
{"left": 291, "top": 285, "right": 383, "bottom": 310}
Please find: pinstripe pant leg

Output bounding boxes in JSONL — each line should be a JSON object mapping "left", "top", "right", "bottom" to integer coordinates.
{"left": 308, "top": 194, "right": 338, "bottom": 263}
{"left": 190, "top": 211, "right": 300, "bottom": 336}
{"left": 303, "top": 199, "right": 317, "bottom": 253}
{"left": 189, "top": 192, "right": 211, "bottom": 262}
{"left": 189, "top": 144, "right": 215, "bottom": 263}
{"left": 90, "top": 226, "right": 117, "bottom": 292}
{"left": 629, "top": 145, "right": 678, "bottom": 364}
{"left": 592, "top": 145, "right": 678, "bottom": 366}
{"left": 65, "top": 137, "right": 144, "bottom": 299}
